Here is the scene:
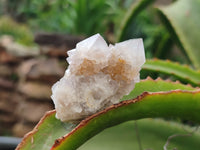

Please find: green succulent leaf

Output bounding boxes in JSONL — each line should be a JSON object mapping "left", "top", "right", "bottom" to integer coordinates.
{"left": 142, "top": 59, "right": 200, "bottom": 86}
{"left": 156, "top": 0, "right": 200, "bottom": 69}
{"left": 51, "top": 90, "right": 200, "bottom": 150}
{"left": 79, "top": 119, "right": 200, "bottom": 150}
{"left": 116, "top": 0, "right": 155, "bottom": 42}
{"left": 121, "top": 77, "right": 196, "bottom": 100}
{"left": 16, "top": 110, "right": 77, "bottom": 150}
{"left": 16, "top": 79, "right": 199, "bottom": 150}
{"left": 16, "top": 88, "right": 200, "bottom": 150}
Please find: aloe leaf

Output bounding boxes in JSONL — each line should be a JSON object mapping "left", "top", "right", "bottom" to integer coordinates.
{"left": 16, "top": 110, "right": 77, "bottom": 150}
{"left": 121, "top": 77, "right": 196, "bottom": 100}
{"left": 116, "top": 0, "right": 155, "bottom": 42}
{"left": 16, "top": 79, "right": 199, "bottom": 150}
{"left": 79, "top": 119, "right": 200, "bottom": 150}
{"left": 142, "top": 59, "right": 200, "bottom": 86}
{"left": 51, "top": 90, "right": 200, "bottom": 150}
{"left": 154, "top": 33, "right": 173, "bottom": 59}
{"left": 156, "top": 0, "right": 200, "bottom": 69}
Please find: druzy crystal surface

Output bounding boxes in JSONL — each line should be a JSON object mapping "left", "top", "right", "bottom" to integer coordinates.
{"left": 51, "top": 34, "right": 145, "bottom": 122}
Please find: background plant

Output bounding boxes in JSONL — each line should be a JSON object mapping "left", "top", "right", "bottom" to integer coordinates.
{"left": 1, "top": 0, "right": 199, "bottom": 149}
{"left": 0, "top": 16, "right": 35, "bottom": 46}
{"left": 0, "top": 0, "right": 123, "bottom": 36}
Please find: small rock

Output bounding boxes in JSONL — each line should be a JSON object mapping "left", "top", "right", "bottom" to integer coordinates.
{"left": 17, "top": 82, "right": 52, "bottom": 100}
{"left": 0, "top": 65, "right": 12, "bottom": 77}
{"left": 0, "top": 113, "right": 17, "bottom": 123}
{"left": 0, "top": 49, "right": 19, "bottom": 63}
{"left": 34, "top": 33, "right": 83, "bottom": 48}
{"left": 0, "top": 91, "right": 18, "bottom": 113}
{"left": 16, "top": 100, "right": 53, "bottom": 123}
{"left": 12, "top": 122, "right": 35, "bottom": 137}
{"left": 0, "top": 78, "right": 15, "bottom": 90}
{"left": 0, "top": 35, "right": 39, "bottom": 57}
{"left": 17, "top": 58, "right": 64, "bottom": 84}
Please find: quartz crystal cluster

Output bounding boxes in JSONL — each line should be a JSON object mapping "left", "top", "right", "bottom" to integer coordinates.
{"left": 51, "top": 34, "right": 145, "bottom": 122}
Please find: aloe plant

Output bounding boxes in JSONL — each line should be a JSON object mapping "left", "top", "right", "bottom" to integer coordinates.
{"left": 116, "top": 0, "right": 155, "bottom": 42}
{"left": 156, "top": 0, "right": 200, "bottom": 69}
{"left": 49, "top": 88, "right": 200, "bottom": 150}
{"left": 142, "top": 59, "right": 200, "bottom": 87}
{"left": 79, "top": 119, "right": 200, "bottom": 150}
{"left": 16, "top": 90, "right": 200, "bottom": 150}
{"left": 16, "top": 0, "right": 200, "bottom": 149}
{"left": 16, "top": 75, "right": 200, "bottom": 150}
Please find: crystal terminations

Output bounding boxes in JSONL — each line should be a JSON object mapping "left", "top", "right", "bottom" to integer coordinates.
{"left": 51, "top": 34, "right": 145, "bottom": 122}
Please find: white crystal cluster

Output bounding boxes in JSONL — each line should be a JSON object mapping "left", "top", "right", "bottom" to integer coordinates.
{"left": 51, "top": 34, "right": 145, "bottom": 122}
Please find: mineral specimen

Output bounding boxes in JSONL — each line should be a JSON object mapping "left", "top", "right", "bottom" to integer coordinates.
{"left": 51, "top": 34, "right": 145, "bottom": 122}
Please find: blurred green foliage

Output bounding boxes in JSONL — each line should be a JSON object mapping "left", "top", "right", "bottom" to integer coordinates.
{"left": 0, "top": 0, "right": 200, "bottom": 67}
{"left": 0, "top": 0, "right": 124, "bottom": 36}
{"left": 0, "top": 0, "right": 169, "bottom": 58}
{"left": 0, "top": 17, "right": 35, "bottom": 46}
{"left": 0, "top": 0, "right": 163, "bottom": 56}
{"left": 0, "top": 0, "right": 171, "bottom": 59}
